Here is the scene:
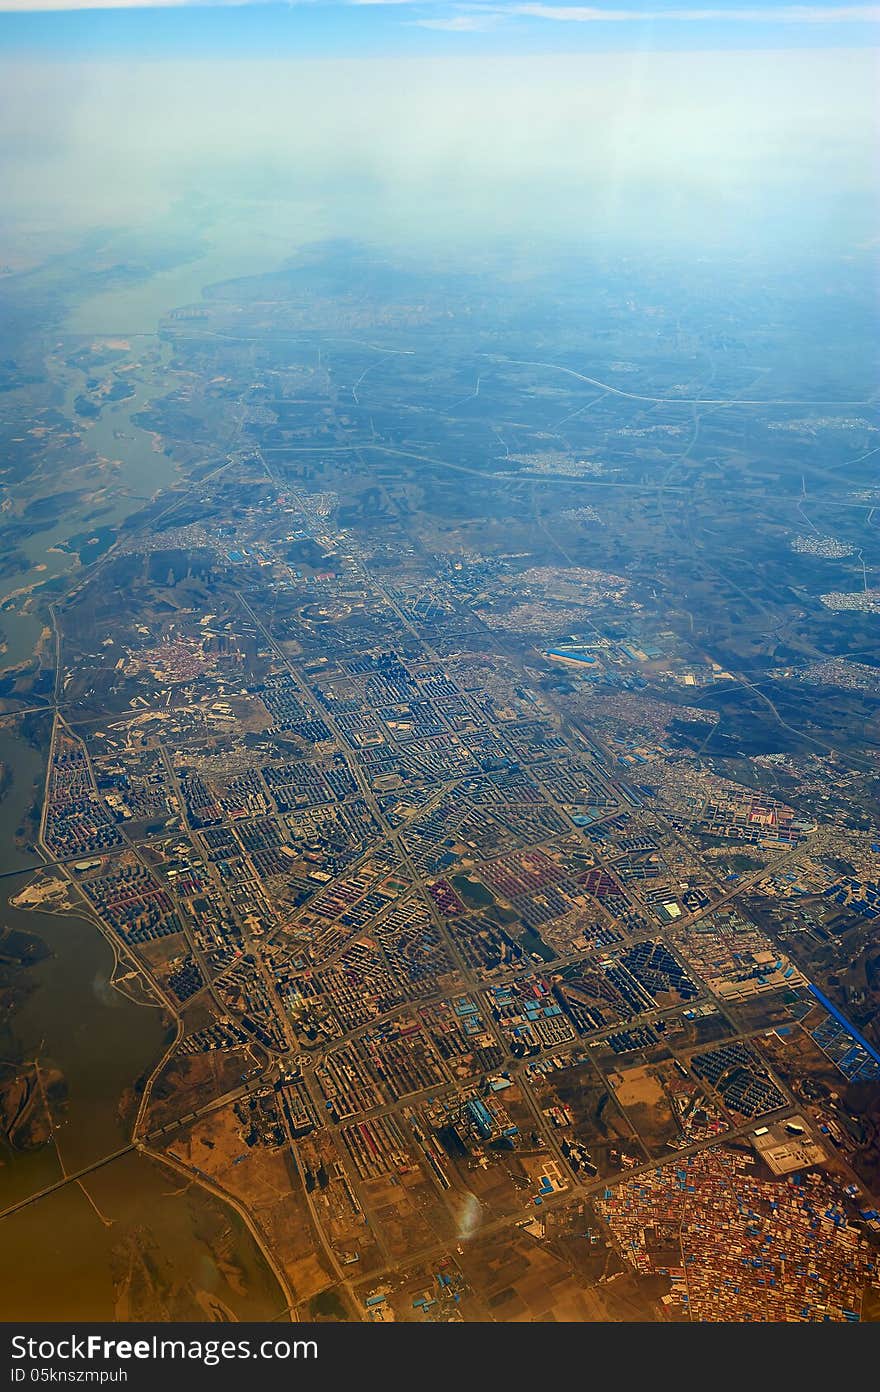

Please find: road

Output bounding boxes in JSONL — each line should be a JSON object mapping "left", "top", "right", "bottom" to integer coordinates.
{"left": 12, "top": 386, "right": 868, "bottom": 1318}
{"left": 0, "top": 1077, "right": 268, "bottom": 1224}
{"left": 485, "top": 356, "right": 872, "bottom": 408}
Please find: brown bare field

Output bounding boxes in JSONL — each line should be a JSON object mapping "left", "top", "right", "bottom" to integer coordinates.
{"left": 145, "top": 1046, "right": 253, "bottom": 1130}
{"left": 166, "top": 1101, "right": 334, "bottom": 1303}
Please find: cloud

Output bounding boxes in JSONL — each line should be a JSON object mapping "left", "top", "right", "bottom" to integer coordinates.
{"left": 0, "top": 0, "right": 877, "bottom": 16}
{"left": 0, "top": 46, "right": 873, "bottom": 268}
{"left": 0, "top": 0, "right": 240, "bottom": 9}
{"left": 413, "top": 13, "right": 496, "bottom": 28}
{"left": 506, "top": 4, "right": 880, "bottom": 22}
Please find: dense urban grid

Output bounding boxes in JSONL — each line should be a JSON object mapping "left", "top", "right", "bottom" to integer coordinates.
{"left": 1, "top": 242, "right": 879, "bottom": 1322}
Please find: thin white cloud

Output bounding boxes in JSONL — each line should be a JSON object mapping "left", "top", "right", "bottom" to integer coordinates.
{"left": 1, "top": 48, "right": 873, "bottom": 258}
{"left": 0, "top": 0, "right": 877, "bottom": 18}
{"left": 0, "top": 0, "right": 242, "bottom": 8}
{"left": 507, "top": 4, "right": 880, "bottom": 21}
{"left": 414, "top": 13, "right": 497, "bottom": 27}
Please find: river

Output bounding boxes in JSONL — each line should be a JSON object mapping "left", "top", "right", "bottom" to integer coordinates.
{"left": 0, "top": 217, "right": 301, "bottom": 670}
{"left": 0, "top": 227, "right": 291, "bottom": 1319}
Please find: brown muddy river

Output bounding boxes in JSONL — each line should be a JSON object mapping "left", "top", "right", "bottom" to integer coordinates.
{"left": 0, "top": 230, "right": 293, "bottom": 1320}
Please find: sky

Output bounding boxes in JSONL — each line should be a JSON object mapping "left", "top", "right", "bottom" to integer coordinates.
{"left": 0, "top": 2, "right": 876, "bottom": 276}
{"left": 0, "top": 2, "right": 878, "bottom": 57}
